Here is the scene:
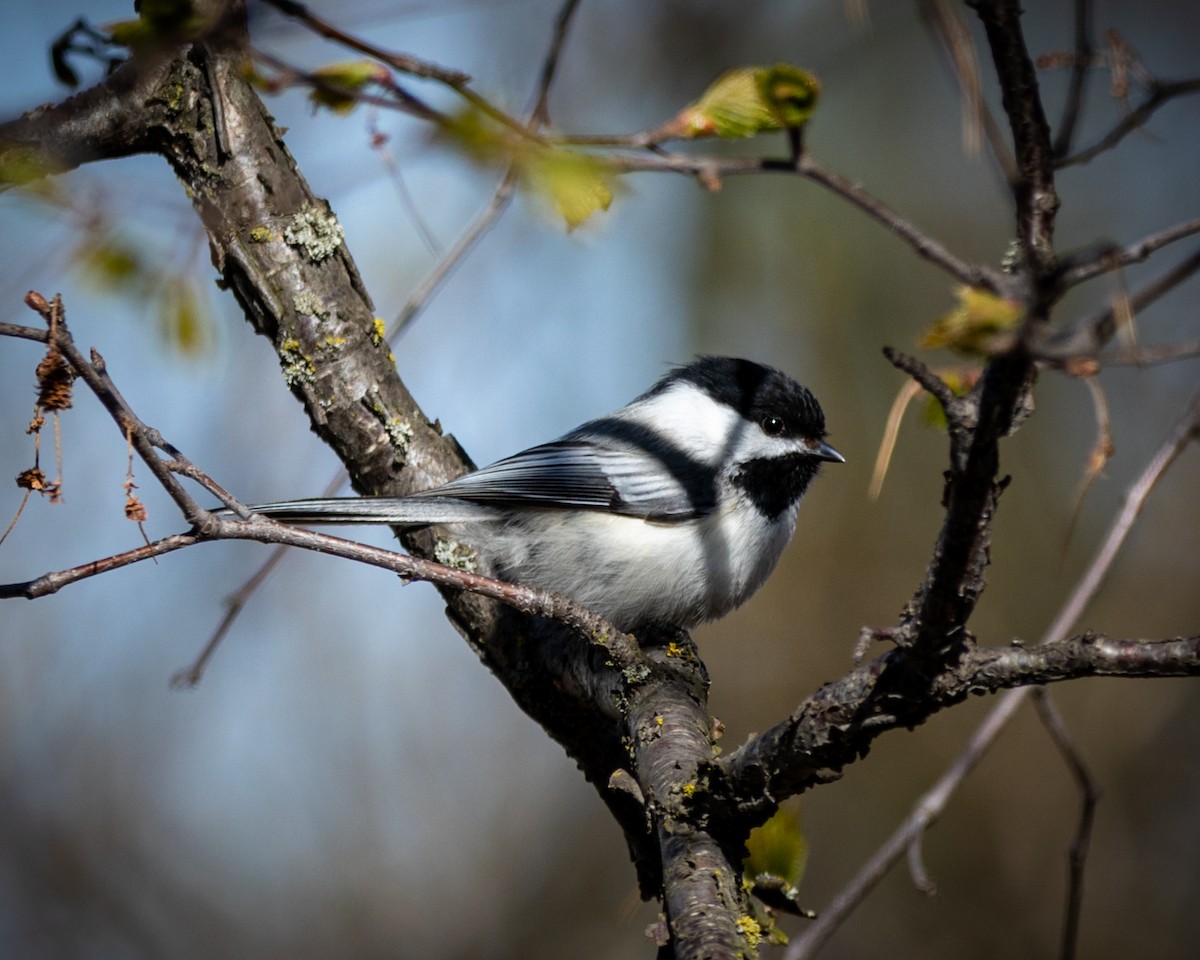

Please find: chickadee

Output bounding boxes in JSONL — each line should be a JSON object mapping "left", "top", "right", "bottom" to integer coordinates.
{"left": 245, "top": 356, "right": 843, "bottom": 632}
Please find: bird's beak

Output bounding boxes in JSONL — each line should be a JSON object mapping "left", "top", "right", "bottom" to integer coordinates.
{"left": 809, "top": 439, "right": 845, "bottom": 463}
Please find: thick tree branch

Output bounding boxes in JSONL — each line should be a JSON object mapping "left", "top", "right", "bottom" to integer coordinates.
{"left": 720, "top": 632, "right": 1200, "bottom": 828}
{"left": 0, "top": 50, "right": 174, "bottom": 185}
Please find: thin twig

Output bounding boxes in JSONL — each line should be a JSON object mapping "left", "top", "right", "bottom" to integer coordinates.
{"left": 1031, "top": 687, "right": 1100, "bottom": 960}
{"left": 1102, "top": 338, "right": 1200, "bottom": 366}
{"left": 882, "top": 347, "right": 962, "bottom": 415}
{"left": 169, "top": 466, "right": 349, "bottom": 688}
{"left": 1042, "top": 382, "right": 1200, "bottom": 644}
{"left": 249, "top": 46, "right": 445, "bottom": 121}
{"left": 256, "top": 0, "right": 470, "bottom": 84}
{"left": 368, "top": 112, "right": 443, "bottom": 258}
{"left": 783, "top": 689, "right": 1026, "bottom": 960}
{"left": 391, "top": 0, "right": 580, "bottom": 339}
{"left": 1034, "top": 246, "right": 1200, "bottom": 363}
{"left": 528, "top": 0, "right": 584, "bottom": 126}
{"left": 799, "top": 153, "right": 1010, "bottom": 293}
{"left": 1, "top": 515, "right": 643, "bottom": 666}
{"left": 389, "top": 170, "right": 518, "bottom": 339}
{"left": 1058, "top": 217, "right": 1200, "bottom": 289}
{"left": 1052, "top": 0, "right": 1094, "bottom": 159}
{"left": 1, "top": 534, "right": 202, "bottom": 597}
{"left": 1057, "top": 75, "right": 1200, "bottom": 168}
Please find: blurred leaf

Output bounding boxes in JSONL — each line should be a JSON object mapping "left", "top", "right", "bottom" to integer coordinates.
{"left": 440, "top": 108, "right": 617, "bottom": 230}
{"left": 438, "top": 106, "right": 512, "bottom": 165}
{"left": 922, "top": 285, "right": 1023, "bottom": 356}
{"left": 104, "top": 18, "right": 152, "bottom": 48}
{"left": 159, "top": 278, "right": 209, "bottom": 356}
{"left": 678, "top": 63, "right": 821, "bottom": 139}
{"left": 74, "top": 239, "right": 145, "bottom": 293}
{"left": 526, "top": 150, "right": 615, "bottom": 231}
{"left": 308, "top": 60, "right": 389, "bottom": 115}
{"left": 0, "top": 152, "right": 57, "bottom": 190}
{"left": 744, "top": 804, "right": 808, "bottom": 891}
{"left": 106, "top": 0, "right": 205, "bottom": 51}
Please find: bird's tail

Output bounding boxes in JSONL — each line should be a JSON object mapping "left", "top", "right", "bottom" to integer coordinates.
{"left": 235, "top": 496, "right": 499, "bottom": 526}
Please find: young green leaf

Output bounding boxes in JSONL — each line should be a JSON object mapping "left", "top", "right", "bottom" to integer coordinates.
{"left": 744, "top": 803, "right": 808, "bottom": 892}
{"left": 308, "top": 60, "right": 390, "bottom": 115}
{"left": 526, "top": 149, "right": 615, "bottom": 231}
{"left": 922, "top": 285, "right": 1024, "bottom": 356}
{"left": 677, "top": 63, "right": 821, "bottom": 139}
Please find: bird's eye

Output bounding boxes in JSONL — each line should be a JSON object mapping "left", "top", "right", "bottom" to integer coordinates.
{"left": 761, "top": 415, "right": 786, "bottom": 437}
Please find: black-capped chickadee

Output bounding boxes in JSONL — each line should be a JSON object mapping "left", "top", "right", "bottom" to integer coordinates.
{"left": 244, "top": 356, "right": 843, "bottom": 632}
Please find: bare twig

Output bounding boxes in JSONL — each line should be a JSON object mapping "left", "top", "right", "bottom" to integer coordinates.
{"left": 1057, "top": 218, "right": 1200, "bottom": 290}
{"left": 1051, "top": 0, "right": 1095, "bottom": 159}
{"left": 527, "top": 141, "right": 1008, "bottom": 291}
{"left": 256, "top": 0, "right": 470, "bottom": 84}
{"left": 1031, "top": 688, "right": 1100, "bottom": 960}
{"left": 1042, "top": 382, "right": 1200, "bottom": 643}
{"left": 1034, "top": 246, "right": 1200, "bottom": 363}
{"left": 368, "top": 112, "right": 443, "bottom": 258}
{"left": 797, "top": 153, "right": 1010, "bottom": 293}
{"left": 1057, "top": 75, "right": 1200, "bottom": 168}
{"left": 528, "top": 0, "right": 584, "bottom": 126}
{"left": 783, "top": 688, "right": 1022, "bottom": 960}
{"left": 391, "top": 0, "right": 580, "bottom": 339}
{"left": 1060, "top": 374, "right": 1113, "bottom": 556}
{"left": 170, "top": 539, "right": 291, "bottom": 688}
{"left": 1101, "top": 338, "right": 1200, "bottom": 366}
{"left": 882, "top": 347, "right": 963, "bottom": 417}
{"left": 1, "top": 515, "right": 643, "bottom": 666}
{"left": 389, "top": 170, "right": 518, "bottom": 339}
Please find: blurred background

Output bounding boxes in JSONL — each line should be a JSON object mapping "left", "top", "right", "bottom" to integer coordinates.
{"left": 1, "top": 1, "right": 1198, "bottom": 957}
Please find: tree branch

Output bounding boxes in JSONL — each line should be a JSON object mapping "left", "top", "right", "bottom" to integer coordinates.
{"left": 968, "top": 0, "right": 1059, "bottom": 278}
{"left": 1033, "top": 245, "right": 1200, "bottom": 363}
{"left": 721, "top": 632, "right": 1200, "bottom": 835}
{"left": 1057, "top": 75, "right": 1200, "bottom": 168}
{"left": 1051, "top": 0, "right": 1095, "bottom": 160}
{"left": 1056, "top": 217, "right": 1200, "bottom": 290}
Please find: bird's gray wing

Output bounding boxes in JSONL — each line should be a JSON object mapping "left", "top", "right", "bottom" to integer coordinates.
{"left": 420, "top": 437, "right": 714, "bottom": 520}
{"left": 241, "top": 429, "right": 717, "bottom": 525}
